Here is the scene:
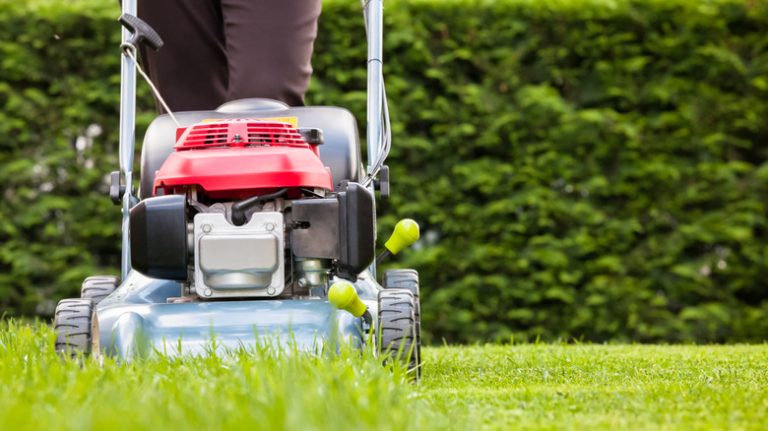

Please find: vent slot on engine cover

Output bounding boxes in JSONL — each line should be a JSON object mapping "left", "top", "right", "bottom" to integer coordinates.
{"left": 178, "top": 120, "right": 309, "bottom": 150}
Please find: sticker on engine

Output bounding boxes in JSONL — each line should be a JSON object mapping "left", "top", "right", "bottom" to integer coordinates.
{"left": 201, "top": 117, "right": 299, "bottom": 127}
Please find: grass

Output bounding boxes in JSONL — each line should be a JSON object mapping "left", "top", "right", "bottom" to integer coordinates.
{"left": 426, "top": 344, "right": 768, "bottom": 430}
{"left": 0, "top": 321, "right": 766, "bottom": 430}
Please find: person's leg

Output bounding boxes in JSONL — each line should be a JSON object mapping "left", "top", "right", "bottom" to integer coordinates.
{"left": 137, "top": 0, "right": 228, "bottom": 112}
{"left": 220, "top": 0, "right": 322, "bottom": 106}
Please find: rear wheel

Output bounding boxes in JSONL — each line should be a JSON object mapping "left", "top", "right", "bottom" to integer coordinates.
{"left": 383, "top": 269, "right": 421, "bottom": 379}
{"left": 80, "top": 275, "right": 119, "bottom": 306}
{"left": 53, "top": 298, "right": 94, "bottom": 356}
{"left": 378, "top": 288, "right": 419, "bottom": 381}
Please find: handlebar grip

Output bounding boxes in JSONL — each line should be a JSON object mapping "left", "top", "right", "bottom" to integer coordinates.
{"left": 119, "top": 13, "right": 164, "bottom": 51}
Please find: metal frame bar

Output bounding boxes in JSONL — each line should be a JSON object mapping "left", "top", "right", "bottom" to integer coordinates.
{"left": 119, "top": 0, "right": 137, "bottom": 279}
{"left": 365, "top": 0, "right": 384, "bottom": 277}
{"left": 365, "top": 0, "right": 383, "bottom": 172}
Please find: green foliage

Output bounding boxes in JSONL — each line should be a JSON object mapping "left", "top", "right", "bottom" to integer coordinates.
{"left": 1, "top": 0, "right": 768, "bottom": 342}
{"left": 2, "top": 322, "right": 767, "bottom": 430}
{"left": 316, "top": 0, "right": 768, "bottom": 343}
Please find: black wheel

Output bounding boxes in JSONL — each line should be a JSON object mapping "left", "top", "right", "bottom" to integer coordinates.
{"left": 53, "top": 298, "right": 94, "bottom": 356}
{"left": 378, "top": 288, "right": 420, "bottom": 380}
{"left": 383, "top": 269, "right": 422, "bottom": 379}
{"left": 80, "top": 275, "right": 119, "bottom": 305}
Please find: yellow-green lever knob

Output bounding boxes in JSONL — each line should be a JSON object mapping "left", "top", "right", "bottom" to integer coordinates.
{"left": 384, "top": 218, "right": 420, "bottom": 255}
{"left": 328, "top": 281, "right": 367, "bottom": 318}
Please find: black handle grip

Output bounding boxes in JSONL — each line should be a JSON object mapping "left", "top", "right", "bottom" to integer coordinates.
{"left": 119, "top": 13, "right": 164, "bottom": 51}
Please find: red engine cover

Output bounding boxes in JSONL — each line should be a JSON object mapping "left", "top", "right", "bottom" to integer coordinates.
{"left": 153, "top": 119, "right": 333, "bottom": 198}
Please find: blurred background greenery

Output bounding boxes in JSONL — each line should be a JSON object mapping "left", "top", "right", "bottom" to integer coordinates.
{"left": 0, "top": 0, "right": 767, "bottom": 344}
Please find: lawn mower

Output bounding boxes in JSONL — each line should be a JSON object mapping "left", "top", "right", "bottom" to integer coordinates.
{"left": 52, "top": 0, "right": 423, "bottom": 376}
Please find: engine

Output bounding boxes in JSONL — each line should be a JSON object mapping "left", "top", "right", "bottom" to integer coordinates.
{"left": 129, "top": 119, "right": 375, "bottom": 300}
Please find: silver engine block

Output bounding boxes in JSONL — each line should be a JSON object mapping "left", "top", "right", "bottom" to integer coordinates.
{"left": 193, "top": 212, "right": 285, "bottom": 299}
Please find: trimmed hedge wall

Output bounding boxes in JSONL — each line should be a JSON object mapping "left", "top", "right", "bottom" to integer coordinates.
{"left": 1, "top": 0, "right": 767, "bottom": 343}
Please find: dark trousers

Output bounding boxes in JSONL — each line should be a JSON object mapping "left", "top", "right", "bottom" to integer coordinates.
{"left": 137, "top": 0, "right": 322, "bottom": 111}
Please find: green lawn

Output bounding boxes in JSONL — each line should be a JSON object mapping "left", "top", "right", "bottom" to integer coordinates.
{"left": 1, "top": 321, "right": 766, "bottom": 430}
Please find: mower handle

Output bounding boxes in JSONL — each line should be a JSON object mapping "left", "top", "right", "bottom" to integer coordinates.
{"left": 118, "top": 13, "right": 164, "bottom": 51}
{"left": 118, "top": 2, "right": 140, "bottom": 279}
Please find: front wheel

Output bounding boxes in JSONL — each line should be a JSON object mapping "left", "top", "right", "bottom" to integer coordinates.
{"left": 383, "top": 269, "right": 421, "bottom": 378}
{"left": 53, "top": 298, "right": 94, "bottom": 356}
{"left": 378, "top": 289, "right": 420, "bottom": 381}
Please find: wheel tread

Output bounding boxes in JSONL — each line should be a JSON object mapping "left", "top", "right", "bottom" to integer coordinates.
{"left": 378, "top": 288, "right": 419, "bottom": 381}
{"left": 382, "top": 269, "right": 422, "bottom": 380}
{"left": 53, "top": 298, "right": 94, "bottom": 356}
{"left": 80, "top": 275, "right": 119, "bottom": 306}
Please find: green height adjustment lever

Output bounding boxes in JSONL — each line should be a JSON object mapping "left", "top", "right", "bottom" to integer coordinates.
{"left": 376, "top": 218, "right": 420, "bottom": 265}
{"left": 328, "top": 281, "right": 371, "bottom": 324}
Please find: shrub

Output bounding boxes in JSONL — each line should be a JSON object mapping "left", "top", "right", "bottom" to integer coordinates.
{"left": 1, "top": 0, "right": 767, "bottom": 343}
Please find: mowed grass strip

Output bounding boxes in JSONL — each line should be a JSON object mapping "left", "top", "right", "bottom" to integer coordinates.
{"left": 1, "top": 321, "right": 766, "bottom": 430}
{"left": 422, "top": 344, "right": 768, "bottom": 430}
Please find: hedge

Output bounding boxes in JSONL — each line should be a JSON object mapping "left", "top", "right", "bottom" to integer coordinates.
{"left": 1, "top": 0, "right": 767, "bottom": 343}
